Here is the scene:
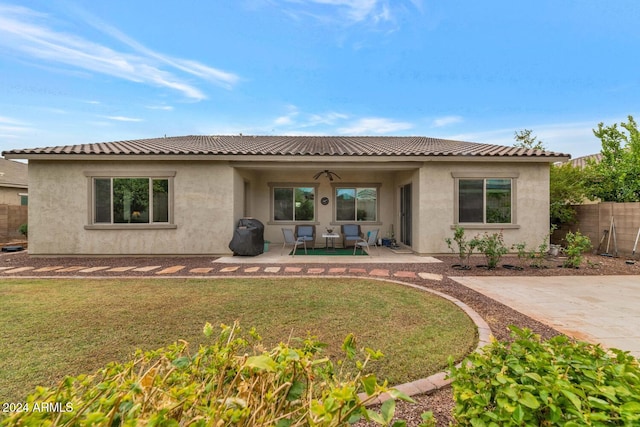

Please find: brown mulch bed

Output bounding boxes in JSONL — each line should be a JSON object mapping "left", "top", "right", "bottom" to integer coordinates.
{"left": 2, "top": 250, "right": 638, "bottom": 425}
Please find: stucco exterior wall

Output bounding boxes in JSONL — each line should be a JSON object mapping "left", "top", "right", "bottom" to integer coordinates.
{"left": 0, "top": 187, "right": 26, "bottom": 205}
{"left": 416, "top": 161, "right": 551, "bottom": 254}
{"left": 25, "top": 158, "right": 551, "bottom": 256}
{"left": 28, "top": 160, "right": 237, "bottom": 255}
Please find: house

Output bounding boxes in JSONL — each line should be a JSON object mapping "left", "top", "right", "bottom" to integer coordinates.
{"left": 2, "top": 136, "right": 569, "bottom": 256}
{"left": 0, "top": 157, "right": 28, "bottom": 206}
{"left": 0, "top": 157, "right": 28, "bottom": 243}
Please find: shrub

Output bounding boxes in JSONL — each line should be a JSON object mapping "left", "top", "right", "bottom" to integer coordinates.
{"left": 0, "top": 322, "right": 417, "bottom": 426}
{"left": 449, "top": 326, "right": 640, "bottom": 426}
{"left": 18, "top": 223, "right": 27, "bottom": 239}
{"left": 563, "top": 230, "right": 593, "bottom": 268}
{"left": 445, "top": 226, "right": 475, "bottom": 268}
{"left": 471, "top": 231, "right": 507, "bottom": 269}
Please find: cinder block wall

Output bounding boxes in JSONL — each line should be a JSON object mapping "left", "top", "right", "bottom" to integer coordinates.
{"left": 555, "top": 202, "right": 640, "bottom": 256}
{"left": 0, "top": 204, "right": 28, "bottom": 242}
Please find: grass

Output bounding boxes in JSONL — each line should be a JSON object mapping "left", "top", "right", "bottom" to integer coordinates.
{"left": 0, "top": 277, "right": 477, "bottom": 402}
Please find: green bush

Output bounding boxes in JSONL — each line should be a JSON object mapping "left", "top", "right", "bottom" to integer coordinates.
{"left": 563, "top": 230, "right": 593, "bottom": 268}
{"left": 18, "top": 223, "right": 27, "bottom": 239}
{"left": 449, "top": 326, "right": 640, "bottom": 426}
{"left": 445, "top": 226, "right": 475, "bottom": 268}
{"left": 471, "top": 231, "right": 507, "bottom": 269}
{"left": 0, "top": 322, "right": 417, "bottom": 426}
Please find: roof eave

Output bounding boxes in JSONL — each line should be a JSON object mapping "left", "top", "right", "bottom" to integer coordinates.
{"left": 2, "top": 152, "right": 572, "bottom": 162}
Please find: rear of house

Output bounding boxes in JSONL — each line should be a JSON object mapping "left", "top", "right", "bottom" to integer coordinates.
{"left": 2, "top": 135, "right": 569, "bottom": 256}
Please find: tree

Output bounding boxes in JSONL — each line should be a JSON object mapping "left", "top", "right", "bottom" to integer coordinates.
{"left": 513, "top": 129, "right": 546, "bottom": 151}
{"left": 584, "top": 115, "right": 640, "bottom": 202}
{"left": 513, "top": 129, "right": 587, "bottom": 224}
{"left": 550, "top": 162, "right": 588, "bottom": 224}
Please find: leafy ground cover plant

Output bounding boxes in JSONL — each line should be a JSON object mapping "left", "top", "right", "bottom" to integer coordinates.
{"left": 445, "top": 226, "right": 475, "bottom": 269}
{"left": 0, "top": 322, "right": 428, "bottom": 426}
{"left": 471, "top": 231, "right": 507, "bottom": 269}
{"left": 563, "top": 230, "right": 593, "bottom": 268}
{"left": 449, "top": 326, "right": 640, "bottom": 426}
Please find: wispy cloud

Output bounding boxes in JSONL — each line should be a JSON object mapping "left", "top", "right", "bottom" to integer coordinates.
{"left": 432, "top": 115, "right": 463, "bottom": 128}
{"left": 146, "top": 105, "right": 174, "bottom": 111}
{"left": 277, "top": 0, "right": 421, "bottom": 26}
{"left": 104, "top": 116, "right": 143, "bottom": 122}
{"left": 0, "top": 116, "right": 26, "bottom": 125}
{"left": 445, "top": 119, "right": 611, "bottom": 158}
{"left": 0, "top": 4, "right": 240, "bottom": 100}
{"left": 0, "top": 116, "right": 32, "bottom": 136}
{"left": 272, "top": 106, "right": 349, "bottom": 130}
{"left": 338, "top": 117, "right": 413, "bottom": 134}
{"left": 270, "top": 106, "right": 410, "bottom": 135}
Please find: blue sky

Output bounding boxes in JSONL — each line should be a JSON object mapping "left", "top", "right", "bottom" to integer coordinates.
{"left": 1, "top": 0, "right": 638, "bottom": 158}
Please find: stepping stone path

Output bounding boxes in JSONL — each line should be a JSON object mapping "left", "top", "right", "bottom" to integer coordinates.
{"left": 80, "top": 266, "right": 110, "bottom": 273}
{"left": 156, "top": 265, "right": 185, "bottom": 275}
{"left": 1, "top": 261, "right": 443, "bottom": 282}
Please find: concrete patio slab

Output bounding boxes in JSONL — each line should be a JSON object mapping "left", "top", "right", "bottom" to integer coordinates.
{"left": 214, "top": 246, "right": 442, "bottom": 264}
{"left": 452, "top": 275, "right": 640, "bottom": 358}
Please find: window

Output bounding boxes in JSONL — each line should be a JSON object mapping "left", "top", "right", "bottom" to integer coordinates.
{"left": 273, "top": 186, "right": 315, "bottom": 221}
{"left": 90, "top": 175, "right": 172, "bottom": 225}
{"left": 458, "top": 178, "right": 512, "bottom": 224}
{"left": 336, "top": 187, "right": 377, "bottom": 222}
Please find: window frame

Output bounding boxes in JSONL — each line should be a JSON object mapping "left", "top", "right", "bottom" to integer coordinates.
{"left": 452, "top": 172, "right": 518, "bottom": 228}
{"left": 84, "top": 171, "right": 176, "bottom": 230}
{"left": 268, "top": 183, "right": 318, "bottom": 223}
{"left": 331, "top": 183, "right": 381, "bottom": 224}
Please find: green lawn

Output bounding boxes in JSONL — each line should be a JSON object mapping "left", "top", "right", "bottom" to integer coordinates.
{"left": 0, "top": 277, "right": 477, "bottom": 402}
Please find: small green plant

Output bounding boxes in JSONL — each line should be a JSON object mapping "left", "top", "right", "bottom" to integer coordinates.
{"left": 449, "top": 326, "right": 640, "bottom": 426}
{"left": 18, "top": 223, "right": 27, "bottom": 239}
{"left": 563, "top": 230, "right": 593, "bottom": 268}
{"left": 471, "top": 231, "right": 507, "bottom": 269}
{"left": 0, "top": 322, "right": 417, "bottom": 426}
{"left": 526, "top": 225, "right": 558, "bottom": 268}
{"left": 445, "top": 226, "right": 475, "bottom": 269}
{"left": 511, "top": 241, "right": 528, "bottom": 269}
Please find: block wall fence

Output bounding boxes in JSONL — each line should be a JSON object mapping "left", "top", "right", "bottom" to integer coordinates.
{"left": 0, "top": 204, "right": 28, "bottom": 242}
{"left": 554, "top": 202, "right": 640, "bottom": 257}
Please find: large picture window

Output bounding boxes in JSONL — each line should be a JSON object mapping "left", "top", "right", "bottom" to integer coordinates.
{"left": 273, "top": 186, "right": 315, "bottom": 221}
{"left": 92, "top": 177, "right": 171, "bottom": 224}
{"left": 458, "top": 178, "right": 512, "bottom": 224}
{"left": 336, "top": 187, "right": 377, "bottom": 222}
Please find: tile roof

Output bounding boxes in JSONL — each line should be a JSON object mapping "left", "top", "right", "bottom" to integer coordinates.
{"left": 0, "top": 157, "right": 28, "bottom": 188}
{"left": 569, "top": 153, "right": 602, "bottom": 169}
{"left": 2, "top": 135, "right": 570, "bottom": 159}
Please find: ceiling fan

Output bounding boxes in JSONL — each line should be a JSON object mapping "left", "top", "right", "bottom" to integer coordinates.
{"left": 313, "top": 169, "right": 342, "bottom": 181}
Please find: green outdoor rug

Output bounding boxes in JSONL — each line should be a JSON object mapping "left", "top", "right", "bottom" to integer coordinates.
{"left": 290, "top": 247, "right": 368, "bottom": 256}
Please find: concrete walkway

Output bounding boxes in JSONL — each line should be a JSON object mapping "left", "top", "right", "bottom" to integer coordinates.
{"left": 452, "top": 275, "right": 640, "bottom": 358}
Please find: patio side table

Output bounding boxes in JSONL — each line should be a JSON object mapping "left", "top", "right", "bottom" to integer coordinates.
{"left": 322, "top": 233, "right": 340, "bottom": 252}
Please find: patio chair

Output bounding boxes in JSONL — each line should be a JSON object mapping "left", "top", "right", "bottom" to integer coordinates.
{"left": 294, "top": 224, "right": 316, "bottom": 250}
{"left": 341, "top": 224, "right": 363, "bottom": 248}
{"left": 354, "top": 229, "right": 379, "bottom": 256}
{"left": 281, "top": 228, "right": 306, "bottom": 256}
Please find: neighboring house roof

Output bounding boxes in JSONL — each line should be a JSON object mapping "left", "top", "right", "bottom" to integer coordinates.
{"left": 569, "top": 153, "right": 602, "bottom": 169}
{"left": 2, "top": 135, "right": 570, "bottom": 160}
{"left": 0, "top": 157, "right": 28, "bottom": 189}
